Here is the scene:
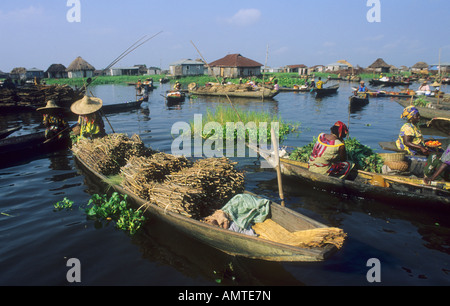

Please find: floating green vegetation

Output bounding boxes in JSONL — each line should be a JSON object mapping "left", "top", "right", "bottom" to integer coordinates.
{"left": 54, "top": 192, "right": 146, "bottom": 235}
{"left": 289, "top": 137, "right": 384, "bottom": 173}
{"left": 84, "top": 192, "right": 146, "bottom": 235}
{"left": 189, "top": 105, "right": 300, "bottom": 144}
{"left": 53, "top": 197, "right": 74, "bottom": 211}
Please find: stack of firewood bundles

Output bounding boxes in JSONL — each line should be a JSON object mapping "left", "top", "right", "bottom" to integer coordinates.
{"left": 121, "top": 155, "right": 245, "bottom": 219}
{"left": 72, "top": 133, "right": 154, "bottom": 176}
{"left": 73, "top": 133, "right": 245, "bottom": 220}
{"left": 0, "top": 84, "right": 82, "bottom": 107}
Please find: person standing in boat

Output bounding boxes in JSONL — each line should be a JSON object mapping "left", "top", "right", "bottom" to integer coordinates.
{"left": 37, "top": 99, "right": 69, "bottom": 140}
{"left": 308, "top": 121, "right": 353, "bottom": 178}
{"left": 316, "top": 77, "right": 324, "bottom": 89}
{"left": 70, "top": 95, "right": 106, "bottom": 141}
{"left": 395, "top": 106, "right": 430, "bottom": 156}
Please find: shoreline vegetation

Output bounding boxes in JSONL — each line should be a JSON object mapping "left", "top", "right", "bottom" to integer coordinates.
{"left": 39, "top": 72, "right": 414, "bottom": 88}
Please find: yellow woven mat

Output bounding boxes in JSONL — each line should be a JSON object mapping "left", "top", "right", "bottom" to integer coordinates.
{"left": 252, "top": 219, "right": 346, "bottom": 249}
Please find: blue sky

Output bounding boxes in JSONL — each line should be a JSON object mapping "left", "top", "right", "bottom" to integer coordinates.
{"left": 0, "top": 0, "right": 448, "bottom": 72}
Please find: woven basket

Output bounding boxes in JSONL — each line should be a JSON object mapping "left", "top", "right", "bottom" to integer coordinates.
{"left": 379, "top": 153, "right": 405, "bottom": 162}
{"left": 385, "top": 161, "right": 409, "bottom": 172}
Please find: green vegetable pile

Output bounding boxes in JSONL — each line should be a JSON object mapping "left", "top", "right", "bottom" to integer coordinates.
{"left": 289, "top": 137, "right": 384, "bottom": 173}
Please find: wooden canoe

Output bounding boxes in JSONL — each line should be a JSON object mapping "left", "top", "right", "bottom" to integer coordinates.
{"left": 395, "top": 99, "right": 450, "bottom": 120}
{"left": 73, "top": 152, "right": 341, "bottom": 262}
{"left": 369, "top": 79, "right": 412, "bottom": 87}
{"left": 0, "top": 128, "right": 72, "bottom": 167}
{"left": 0, "top": 126, "right": 21, "bottom": 139}
{"left": 315, "top": 84, "right": 339, "bottom": 97}
{"left": 248, "top": 143, "right": 450, "bottom": 210}
{"left": 166, "top": 91, "right": 186, "bottom": 103}
{"left": 102, "top": 100, "right": 145, "bottom": 114}
{"left": 349, "top": 94, "right": 369, "bottom": 112}
{"left": 189, "top": 87, "right": 280, "bottom": 99}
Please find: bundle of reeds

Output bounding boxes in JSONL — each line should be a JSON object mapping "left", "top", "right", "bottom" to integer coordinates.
{"left": 120, "top": 153, "right": 191, "bottom": 199}
{"left": 72, "top": 133, "right": 153, "bottom": 176}
{"left": 146, "top": 182, "right": 205, "bottom": 218}
{"left": 166, "top": 157, "right": 245, "bottom": 209}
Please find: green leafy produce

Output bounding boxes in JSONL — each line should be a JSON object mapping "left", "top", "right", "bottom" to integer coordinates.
{"left": 289, "top": 137, "right": 384, "bottom": 173}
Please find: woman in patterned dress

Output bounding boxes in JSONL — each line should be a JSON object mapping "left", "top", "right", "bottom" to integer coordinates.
{"left": 395, "top": 106, "right": 430, "bottom": 156}
{"left": 308, "top": 121, "right": 353, "bottom": 178}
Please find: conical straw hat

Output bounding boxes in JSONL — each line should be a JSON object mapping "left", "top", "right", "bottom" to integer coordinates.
{"left": 70, "top": 95, "right": 103, "bottom": 115}
{"left": 36, "top": 99, "right": 65, "bottom": 113}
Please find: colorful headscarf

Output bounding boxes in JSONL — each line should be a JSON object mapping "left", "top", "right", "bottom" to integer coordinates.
{"left": 401, "top": 106, "right": 419, "bottom": 120}
{"left": 333, "top": 121, "right": 348, "bottom": 139}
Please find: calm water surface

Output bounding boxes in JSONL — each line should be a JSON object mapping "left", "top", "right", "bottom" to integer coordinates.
{"left": 1, "top": 81, "right": 450, "bottom": 286}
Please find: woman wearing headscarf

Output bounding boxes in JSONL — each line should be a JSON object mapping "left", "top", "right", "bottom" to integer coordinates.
{"left": 70, "top": 95, "right": 106, "bottom": 141}
{"left": 308, "top": 121, "right": 353, "bottom": 178}
{"left": 396, "top": 106, "right": 430, "bottom": 155}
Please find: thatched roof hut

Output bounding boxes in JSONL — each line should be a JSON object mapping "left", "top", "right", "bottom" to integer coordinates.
{"left": 46, "top": 64, "right": 68, "bottom": 79}
{"left": 368, "top": 58, "right": 391, "bottom": 73}
{"left": 66, "top": 56, "right": 95, "bottom": 78}
{"left": 10, "top": 67, "right": 27, "bottom": 80}
{"left": 411, "top": 61, "right": 428, "bottom": 71}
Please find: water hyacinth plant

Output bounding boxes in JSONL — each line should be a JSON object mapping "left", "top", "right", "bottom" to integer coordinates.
{"left": 189, "top": 105, "right": 300, "bottom": 144}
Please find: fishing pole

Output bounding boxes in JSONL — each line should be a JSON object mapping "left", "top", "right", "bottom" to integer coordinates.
{"left": 78, "top": 31, "right": 163, "bottom": 93}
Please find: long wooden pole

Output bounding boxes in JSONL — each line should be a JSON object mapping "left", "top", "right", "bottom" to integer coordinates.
{"left": 190, "top": 41, "right": 242, "bottom": 122}
{"left": 271, "top": 127, "right": 285, "bottom": 206}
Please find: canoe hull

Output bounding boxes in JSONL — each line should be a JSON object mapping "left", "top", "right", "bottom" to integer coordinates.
{"left": 247, "top": 144, "right": 450, "bottom": 210}
{"left": 189, "top": 89, "right": 279, "bottom": 99}
{"left": 74, "top": 154, "right": 337, "bottom": 262}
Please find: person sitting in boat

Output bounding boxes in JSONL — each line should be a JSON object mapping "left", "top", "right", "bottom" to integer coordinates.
{"left": 70, "top": 95, "right": 106, "bottom": 141}
{"left": 310, "top": 79, "right": 315, "bottom": 88}
{"left": 37, "top": 99, "right": 69, "bottom": 140}
{"left": 424, "top": 144, "right": 450, "bottom": 184}
{"left": 308, "top": 121, "right": 353, "bottom": 178}
{"left": 395, "top": 106, "right": 430, "bottom": 156}
{"left": 174, "top": 81, "right": 182, "bottom": 90}
{"left": 354, "top": 81, "right": 368, "bottom": 95}
{"left": 418, "top": 81, "right": 431, "bottom": 95}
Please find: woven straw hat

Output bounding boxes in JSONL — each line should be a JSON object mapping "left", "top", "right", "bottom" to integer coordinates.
{"left": 36, "top": 100, "right": 65, "bottom": 113}
{"left": 70, "top": 95, "right": 103, "bottom": 115}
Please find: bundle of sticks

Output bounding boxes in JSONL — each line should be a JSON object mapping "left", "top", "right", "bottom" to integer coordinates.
{"left": 72, "top": 133, "right": 153, "bottom": 176}
{"left": 120, "top": 153, "right": 192, "bottom": 199}
{"left": 120, "top": 155, "right": 245, "bottom": 219}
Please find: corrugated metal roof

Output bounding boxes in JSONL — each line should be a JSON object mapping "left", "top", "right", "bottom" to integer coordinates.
{"left": 170, "top": 59, "right": 204, "bottom": 66}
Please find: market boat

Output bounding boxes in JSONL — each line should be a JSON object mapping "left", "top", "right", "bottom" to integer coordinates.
{"left": 247, "top": 143, "right": 450, "bottom": 210}
{"left": 315, "top": 84, "right": 339, "bottom": 97}
{"left": 73, "top": 152, "right": 342, "bottom": 262}
{"left": 279, "top": 85, "right": 312, "bottom": 92}
{"left": 0, "top": 126, "right": 74, "bottom": 167}
{"left": 349, "top": 93, "right": 369, "bottom": 112}
{"left": 395, "top": 99, "right": 450, "bottom": 120}
{"left": 369, "top": 79, "right": 412, "bottom": 87}
{"left": 0, "top": 126, "right": 21, "bottom": 139}
{"left": 102, "top": 99, "right": 145, "bottom": 114}
{"left": 189, "top": 86, "right": 279, "bottom": 99}
{"left": 166, "top": 90, "right": 186, "bottom": 103}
